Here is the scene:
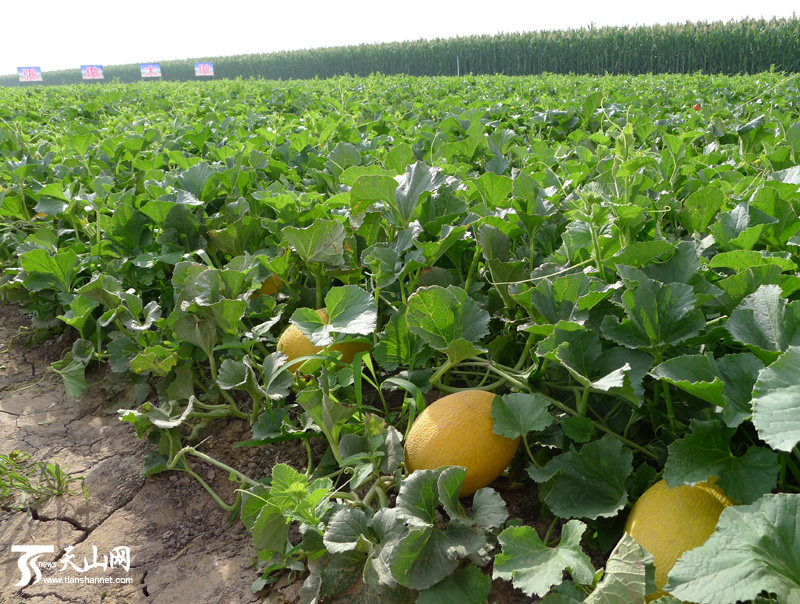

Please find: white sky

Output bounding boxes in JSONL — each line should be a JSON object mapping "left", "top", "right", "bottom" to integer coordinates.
{"left": 1, "top": 0, "right": 797, "bottom": 76}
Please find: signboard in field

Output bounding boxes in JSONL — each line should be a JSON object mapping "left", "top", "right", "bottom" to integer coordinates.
{"left": 81, "top": 65, "right": 104, "bottom": 80}
{"left": 140, "top": 63, "right": 162, "bottom": 78}
{"left": 194, "top": 62, "right": 214, "bottom": 77}
{"left": 17, "top": 67, "right": 43, "bottom": 82}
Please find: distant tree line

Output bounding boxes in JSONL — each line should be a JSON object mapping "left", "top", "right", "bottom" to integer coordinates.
{"left": 2, "top": 17, "right": 798, "bottom": 87}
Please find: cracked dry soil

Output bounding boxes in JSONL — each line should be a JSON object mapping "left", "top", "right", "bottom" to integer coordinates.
{"left": 0, "top": 306, "right": 308, "bottom": 604}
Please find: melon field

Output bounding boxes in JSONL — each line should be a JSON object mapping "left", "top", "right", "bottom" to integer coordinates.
{"left": 1, "top": 72, "right": 800, "bottom": 603}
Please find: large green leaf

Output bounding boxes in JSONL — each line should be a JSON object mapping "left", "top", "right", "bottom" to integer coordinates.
{"left": 350, "top": 174, "right": 398, "bottom": 214}
{"left": 651, "top": 353, "right": 764, "bottom": 427}
{"left": 406, "top": 285, "right": 490, "bottom": 351}
{"left": 725, "top": 285, "right": 800, "bottom": 358}
{"left": 584, "top": 534, "right": 655, "bottom": 604}
{"left": 664, "top": 419, "right": 778, "bottom": 504}
{"left": 601, "top": 277, "right": 706, "bottom": 353}
{"left": 417, "top": 565, "right": 491, "bottom": 604}
{"left": 493, "top": 520, "right": 595, "bottom": 597}
{"left": 709, "top": 201, "right": 778, "bottom": 251}
{"left": 678, "top": 186, "right": 725, "bottom": 234}
{"left": 393, "top": 161, "right": 454, "bottom": 228}
{"left": 491, "top": 393, "right": 554, "bottom": 439}
{"left": 537, "top": 323, "right": 652, "bottom": 404}
{"left": 20, "top": 248, "right": 80, "bottom": 293}
{"left": 374, "top": 309, "right": 431, "bottom": 371}
{"left": 283, "top": 219, "right": 346, "bottom": 266}
{"left": 519, "top": 272, "right": 619, "bottom": 325}
{"left": 527, "top": 435, "right": 633, "bottom": 519}
{"left": 666, "top": 493, "right": 800, "bottom": 604}
{"left": 752, "top": 346, "right": 800, "bottom": 452}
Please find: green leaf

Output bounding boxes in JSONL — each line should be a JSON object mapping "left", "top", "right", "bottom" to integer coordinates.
{"left": 708, "top": 250, "right": 796, "bottom": 273}
{"left": 519, "top": 272, "right": 618, "bottom": 325}
{"left": 584, "top": 534, "right": 654, "bottom": 604}
{"left": 261, "top": 352, "right": 293, "bottom": 401}
{"left": 561, "top": 416, "right": 595, "bottom": 443}
{"left": 389, "top": 519, "right": 485, "bottom": 590}
{"left": 58, "top": 294, "right": 99, "bottom": 333}
{"left": 491, "top": 393, "right": 554, "bottom": 439}
{"left": 385, "top": 143, "right": 415, "bottom": 174}
{"left": 678, "top": 186, "right": 725, "bottom": 234}
{"left": 475, "top": 172, "right": 513, "bottom": 207}
{"left": 326, "top": 142, "right": 362, "bottom": 178}
{"left": 143, "top": 397, "right": 195, "bottom": 430}
{"left": 493, "top": 520, "right": 595, "bottom": 597}
{"left": 709, "top": 201, "right": 777, "bottom": 251}
{"left": 50, "top": 359, "right": 87, "bottom": 399}
{"left": 323, "top": 508, "right": 372, "bottom": 554}
{"left": 129, "top": 345, "right": 178, "bottom": 377}
{"left": 752, "top": 346, "right": 800, "bottom": 452}
{"left": 176, "top": 162, "right": 214, "bottom": 201}
{"left": 107, "top": 205, "right": 152, "bottom": 254}
{"left": 394, "top": 161, "right": 454, "bottom": 227}
{"left": 476, "top": 223, "right": 511, "bottom": 261}
{"left": 396, "top": 469, "right": 440, "bottom": 523}
{"left": 527, "top": 435, "right": 633, "bottom": 520}
{"left": 440, "top": 338, "right": 487, "bottom": 366}
{"left": 651, "top": 353, "right": 764, "bottom": 427}
{"left": 537, "top": 324, "right": 652, "bottom": 404}
{"left": 471, "top": 487, "right": 510, "bottom": 531}
{"left": 351, "top": 174, "right": 398, "bottom": 214}
{"left": 664, "top": 419, "right": 778, "bottom": 504}
{"left": 612, "top": 241, "right": 674, "bottom": 268}
{"left": 406, "top": 285, "right": 490, "bottom": 350}
{"left": 666, "top": 493, "right": 800, "bottom": 604}
{"left": 417, "top": 565, "right": 491, "bottom": 604}
{"left": 283, "top": 219, "right": 346, "bottom": 266}
{"left": 726, "top": 285, "right": 800, "bottom": 358}
{"left": 297, "top": 388, "right": 357, "bottom": 461}
{"left": 159, "top": 203, "right": 205, "bottom": 252}
{"left": 107, "top": 336, "right": 139, "bottom": 373}
{"left": 171, "top": 313, "right": 218, "bottom": 359}
{"left": 361, "top": 244, "right": 403, "bottom": 288}
{"left": 601, "top": 277, "right": 705, "bottom": 353}
{"left": 241, "top": 485, "right": 289, "bottom": 555}
{"left": 20, "top": 248, "right": 80, "bottom": 293}
{"left": 374, "top": 310, "right": 430, "bottom": 372}
{"left": 325, "top": 286, "right": 378, "bottom": 337}
{"left": 217, "top": 358, "right": 263, "bottom": 402}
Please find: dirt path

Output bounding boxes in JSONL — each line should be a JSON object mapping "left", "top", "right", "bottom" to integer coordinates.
{"left": 0, "top": 306, "right": 290, "bottom": 604}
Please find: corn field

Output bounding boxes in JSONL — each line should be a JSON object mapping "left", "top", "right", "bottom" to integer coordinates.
{"left": 2, "top": 17, "right": 799, "bottom": 87}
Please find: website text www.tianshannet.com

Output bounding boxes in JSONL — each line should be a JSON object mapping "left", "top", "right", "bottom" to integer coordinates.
{"left": 40, "top": 576, "right": 134, "bottom": 585}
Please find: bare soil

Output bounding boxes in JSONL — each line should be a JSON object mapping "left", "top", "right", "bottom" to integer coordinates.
{"left": 0, "top": 305, "right": 544, "bottom": 604}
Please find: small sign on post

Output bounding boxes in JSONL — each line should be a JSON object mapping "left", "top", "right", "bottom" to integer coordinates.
{"left": 81, "top": 65, "right": 104, "bottom": 80}
{"left": 194, "top": 62, "right": 214, "bottom": 77}
{"left": 140, "top": 63, "right": 162, "bottom": 78}
{"left": 17, "top": 67, "right": 43, "bottom": 83}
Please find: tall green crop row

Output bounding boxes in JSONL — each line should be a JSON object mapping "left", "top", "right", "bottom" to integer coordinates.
{"left": 2, "top": 17, "right": 799, "bottom": 87}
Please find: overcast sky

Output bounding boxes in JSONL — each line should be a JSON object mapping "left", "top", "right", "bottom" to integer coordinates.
{"left": 1, "top": 0, "right": 797, "bottom": 76}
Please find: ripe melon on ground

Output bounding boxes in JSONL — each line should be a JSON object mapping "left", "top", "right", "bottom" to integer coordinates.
{"left": 404, "top": 389, "right": 520, "bottom": 497}
{"left": 624, "top": 478, "right": 734, "bottom": 601}
{"left": 277, "top": 308, "right": 370, "bottom": 372}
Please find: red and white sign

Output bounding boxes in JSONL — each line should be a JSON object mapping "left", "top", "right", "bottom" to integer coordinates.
{"left": 17, "top": 67, "right": 43, "bottom": 82}
{"left": 81, "top": 65, "right": 104, "bottom": 80}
